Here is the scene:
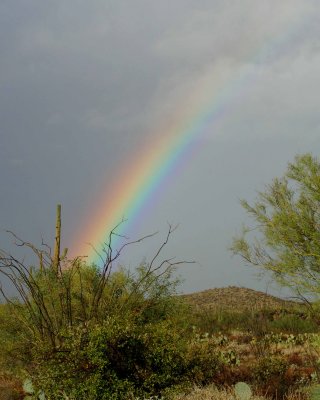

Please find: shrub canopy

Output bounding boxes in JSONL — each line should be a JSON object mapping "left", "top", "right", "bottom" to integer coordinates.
{"left": 231, "top": 153, "right": 320, "bottom": 300}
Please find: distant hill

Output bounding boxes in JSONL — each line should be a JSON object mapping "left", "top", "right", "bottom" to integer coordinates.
{"left": 181, "top": 286, "right": 302, "bottom": 313}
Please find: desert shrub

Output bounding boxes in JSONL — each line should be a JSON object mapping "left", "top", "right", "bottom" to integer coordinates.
{"left": 270, "top": 314, "right": 318, "bottom": 334}
{"left": 183, "top": 335, "right": 225, "bottom": 385}
{"left": 29, "top": 316, "right": 195, "bottom": 399}
{"left": 0, "top": 302, "right": 32, "bottom": 376}
{"left": 253, "top": 356, "right": 291, "bottom": 398}
{"left": 189, "top": 307, "right": 314, "bottom": 337}
{"left": 18, "top": 264, "right": 193, "bottom": 399}
{"left": 189, "top": 309, "right": 255, "bottom": 335}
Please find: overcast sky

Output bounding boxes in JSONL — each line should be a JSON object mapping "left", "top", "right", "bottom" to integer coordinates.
{"left": 1, "top": 0, "right": 320, "bottom": 296}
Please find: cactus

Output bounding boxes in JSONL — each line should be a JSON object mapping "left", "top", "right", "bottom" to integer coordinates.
{"left": 53, "top": 203, "right": 61, "bottom": 274}
{"left": 23, "top": 378, "right": 46, "bottom": 400}
{"left": 23, "top": 378, "right": 34, "bottom": 395}
{"left": 234, "top": 382, "right": 252, "bottom": 400}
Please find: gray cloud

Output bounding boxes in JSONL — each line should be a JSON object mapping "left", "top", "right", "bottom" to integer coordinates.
{"left": 1, "top": 0, "right": 320, "bottom": 296}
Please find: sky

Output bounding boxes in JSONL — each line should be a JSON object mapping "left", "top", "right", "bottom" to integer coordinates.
{"left": 1, "top": 0, "right": 320, "bottom": 297}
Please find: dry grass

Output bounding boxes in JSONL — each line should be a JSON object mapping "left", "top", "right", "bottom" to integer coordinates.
{"left": 173, "top": 385, "right": 263, "bottom": 399}
{"left": 173, "top": 385, "right": 309, "bottom": 400}
{"left": 0, "top": 373, "right": 23, "bottom": 400}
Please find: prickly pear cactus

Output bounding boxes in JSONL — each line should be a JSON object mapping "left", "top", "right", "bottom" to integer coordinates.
{"left": 310, "top": 384, "right": 320, "bottom": 400}
{"left": 23, "top": 378, "right": 46, "bottom": 400}
{"left": 234, "top": 382, "right": 252, "bottom": 400}
{"left": 23, "top": 378, "right": 34, "bottom": 400}
{"left": 23, "top": 378, "right": 34, "bottom": 393}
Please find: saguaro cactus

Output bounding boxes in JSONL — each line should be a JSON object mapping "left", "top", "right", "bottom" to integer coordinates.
{"left": 53, "top": 204, "right": 61, "bottom": 274}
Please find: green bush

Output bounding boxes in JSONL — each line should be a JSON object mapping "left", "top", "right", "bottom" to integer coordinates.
{"left": 6, "top": 262, "right": 201, "bottom": 399}
{"left": 270, "top": 314, "right": 318, "bottom": 334}
{"left": 0, "top": 303, "right": 31, "bottom": 375}
{"left": 189, "top": 308, "right": 256, "bottom": 335}
{"left": 28, "top": 309, "right": 225, "bottom": 399}
{"left": 253, "top": 356, "right": 288, "bottom": 398}
{"left": 29, "top": 316, "right": 192, "bottom": 399}
{"left": 183, "top": 336, "right": 224, "bottom": 385}
{"left": 0, "top": 262, "right": 184, "bottom": 398}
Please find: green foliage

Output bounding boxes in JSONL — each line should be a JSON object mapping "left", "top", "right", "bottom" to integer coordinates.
{"left": 189, "top": 308, "right": 256, "bottom": 335}
{"left": 28, "top": 314, "right": 221, "bottom": 399}
{"left": 220, "top": 349, "right": 240, "bottom": 367}
{"left": 0, "top": 302, "right": 32, "bottom": 375}
{"left": 254, "top": 356, "right": 287, "bottom": 382}
{"left": 309, "top": 384, "right": 320, "bottom": 400}
{"left": 183, "top": 334, "right": 224, "bottom": 385}
{"left": 189, "top": 303, "right": 319, "bottom": 340}
{"left": 231, "top": 153, "right": 320, "bottom": 299}
{"left": 19, "top": 265, "right": 193, "bottom": 399}
{"left": 253, "top": 356, "right": 289, "bottom": 398}
{"left": 270, "top": 314, "right": 318, "bottom": 334}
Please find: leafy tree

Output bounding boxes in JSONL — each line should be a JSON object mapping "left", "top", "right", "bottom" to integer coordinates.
{"left": 231, "top": 153, "right": 320, "bottom": 300}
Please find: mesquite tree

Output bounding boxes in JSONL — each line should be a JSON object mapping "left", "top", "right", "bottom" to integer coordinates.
{"left": 231, "top": 153, "right": 320, "bottom": 300}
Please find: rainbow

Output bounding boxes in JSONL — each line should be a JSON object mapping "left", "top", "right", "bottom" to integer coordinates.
{"left": 71, "top": 10, "right": 311, "bottom": 265}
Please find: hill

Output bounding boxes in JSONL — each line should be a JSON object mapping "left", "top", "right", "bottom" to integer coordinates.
{"left": 181, "top": 286, "right": 302, "bottom": 313}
